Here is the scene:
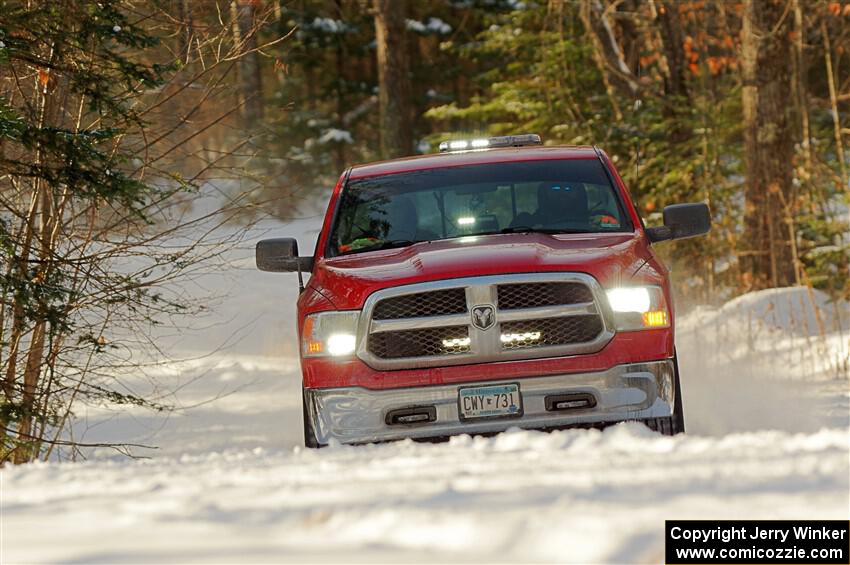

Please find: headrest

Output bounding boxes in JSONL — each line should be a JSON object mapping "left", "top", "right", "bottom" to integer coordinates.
{"left": 384, "top": 196, "right": 418, "bottom": 241}
{"left": 536, "top": 182, "right": 588, "bottom": 221}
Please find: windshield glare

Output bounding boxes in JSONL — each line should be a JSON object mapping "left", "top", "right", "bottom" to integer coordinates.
{"left": 329, "top": 159, "right": 631, "bottom": 256}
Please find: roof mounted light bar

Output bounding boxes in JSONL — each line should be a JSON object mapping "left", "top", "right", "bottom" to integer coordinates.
{"left": 438, "top": 133, "right": 542, "bottom": 153}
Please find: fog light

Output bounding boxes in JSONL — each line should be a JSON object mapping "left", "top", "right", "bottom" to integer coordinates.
{"left": 500, "top": 331, "right": 541, "bottom": 343}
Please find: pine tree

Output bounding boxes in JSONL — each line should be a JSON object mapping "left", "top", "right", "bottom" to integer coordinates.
{"left": 0, "top": 0, "right": 257, "bottom": 463}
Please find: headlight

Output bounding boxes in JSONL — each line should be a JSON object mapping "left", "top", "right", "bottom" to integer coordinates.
{"left": 605, "top": 286, "right": 669, "bottom": 331}
{"left": 302, "top": 311, "right": 360, "bottom": 357}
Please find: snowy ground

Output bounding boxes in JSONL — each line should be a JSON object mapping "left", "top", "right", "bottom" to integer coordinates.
{"left": 2, "top": 212, "right": 849, "bottom": 563}
{"left": 5, "top": 426, "right": 847, "bottom": 563}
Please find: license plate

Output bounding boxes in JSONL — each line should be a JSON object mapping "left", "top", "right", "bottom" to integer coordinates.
{"left": 458, "top": 383, "right": 523, "bottom": 421}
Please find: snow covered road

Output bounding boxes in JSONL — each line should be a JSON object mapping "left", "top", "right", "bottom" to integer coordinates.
{"left": 2, "top": 216, "right": 849, "bottom": 563}
{"left": 4, "top": 424, "right": 848, "bottom": 563}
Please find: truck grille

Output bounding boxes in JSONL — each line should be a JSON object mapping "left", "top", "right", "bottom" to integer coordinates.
{"left": 500, "top": 317, "right": 604, "bottom": 349}
{"left": 373, "top": 288, "right": 467, "bottom": 319}
{"left": 497, "top": 282, "right": 593, "bottom": 310}
{"left": 368, "top": 326, "right": 470, "bottom": 358}
{"left": 359, "top": 273, "right": 614, "bottom": 370}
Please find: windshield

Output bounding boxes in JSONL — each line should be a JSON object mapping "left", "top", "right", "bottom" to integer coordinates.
{"left": 328, "top": 159, "right": 632, "bottom": 256}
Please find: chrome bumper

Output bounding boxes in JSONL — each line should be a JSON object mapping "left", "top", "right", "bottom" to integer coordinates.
{"left": 305, "top": 360, "right": 676, "bottom": 446}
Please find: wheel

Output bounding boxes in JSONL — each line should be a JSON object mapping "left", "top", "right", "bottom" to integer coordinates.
{"left": 642, "top": 416, "right": 675, "bottom": 435}
{"left": 671, "top": 351, "right": 685, "bottom": 434}
{"left": 302, "top": 386, "right": 320, "bottom": 448}
{"left": 639, "top": 355, "right": 685, "bottom": 436}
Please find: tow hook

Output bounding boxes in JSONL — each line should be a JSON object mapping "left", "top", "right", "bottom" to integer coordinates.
{"left": 545, "top": 392, "right": 597, "bottom": 412}
{"left": 385, "top": 406, "right": 437, "bottom": 425}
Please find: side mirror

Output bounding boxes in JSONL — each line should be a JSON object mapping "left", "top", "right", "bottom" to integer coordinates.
{"left": 646, "top": 203, "right": 711, "bottom": 243}
{"left": 256, "top": 238, "right": 314, "bottom": 273}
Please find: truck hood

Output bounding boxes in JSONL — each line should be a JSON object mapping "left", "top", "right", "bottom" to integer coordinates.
{"left": 308, "top": 232, "right": 662, "bottom": 310}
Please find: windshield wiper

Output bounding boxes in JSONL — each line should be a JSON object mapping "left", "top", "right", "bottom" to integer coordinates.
{"left": 505, "top": 226, "right": 599, "bottom": 234}
{"left": 339, "top": 239, "right": 416, "bottom": 256}
{"left": 466, "top": 226, "right": 594, "bottom": 237}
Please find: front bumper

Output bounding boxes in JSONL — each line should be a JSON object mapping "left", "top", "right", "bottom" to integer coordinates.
{"left": 305, "top": 359, "right": 676, "bottom": 446}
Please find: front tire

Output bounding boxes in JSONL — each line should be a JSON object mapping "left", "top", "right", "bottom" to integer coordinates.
{"left": 671, "top": 352, "right": 685, "bottom": 434}
{"left": 640, "top": 355, "right": 685, "bottom": 436}
{"left": 302, "top": 387, "right": 320, "bottom": 448}
{"left": 642, "top": 416, "right": 676, "bottom": 435}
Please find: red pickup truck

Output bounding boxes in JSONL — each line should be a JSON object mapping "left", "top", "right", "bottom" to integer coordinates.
{"left": 257, "top": 134, "right": 710, "bottom": 447}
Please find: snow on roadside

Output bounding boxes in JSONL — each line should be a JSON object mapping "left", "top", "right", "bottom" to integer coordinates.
{"left": 677, "top": 286, "right": 849, "bottom": 437}
{"left": 678, "top": 286, "right": 849, "bottom": 381}
{"left": 3, "top": 424, "right": 847, "bottom": 564}
{"left": 66, "top": 209, "right": 318, "bottom": 456}
{"left": 71, "top": 354, "right": 304, "bottom": 457}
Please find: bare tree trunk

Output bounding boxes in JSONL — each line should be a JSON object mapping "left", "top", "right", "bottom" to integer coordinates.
{"left": 5, "top": 43, "right": 58, "bottom": 461}
{"left": 792, "top": 0, "right": 812, "bottom": 170}
{"left": 740, "top": 0, "right": 797, "bottom": 289}
{"left": 822, "top": 19, "right": 847, "bottom": 190}
{"left": 579, "top": 0, "right": 639, "bottom": 122}
{"left": 334, "top": 0, "right": 347, "bottom": 172}
{"left": 14, "top": 185, "right": 50, "bottom": 461}
{"left": 230, "top": 0, "right": 264, "bottom": 127}
{"left": 176, "top": 0, "right": 194, "bottom": 63}
{"left": 654, "top": 1, "right": 690, "bottom": 143}
{"left": 372, "top": 0, "right": 413, "bottom": 159}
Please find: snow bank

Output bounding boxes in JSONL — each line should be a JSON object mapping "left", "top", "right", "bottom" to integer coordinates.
{"left": 677, "top": 286, "right": 849, "bottom": 386}
{"left": 679, "top": 286, "right": 849, "bottom": 338}
{"left": 676, "top": 286, "right": 849, "bottom": 437}
{"left": 677, "top": 287, "right": 850, "bottom": 381}
{"left": 4, "top": 425, "right": 847, "bottom": 563}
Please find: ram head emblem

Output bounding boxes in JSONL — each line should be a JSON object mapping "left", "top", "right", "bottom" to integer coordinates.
{"left": 471, "top": 305, "right": 496, "bottom": 330}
